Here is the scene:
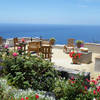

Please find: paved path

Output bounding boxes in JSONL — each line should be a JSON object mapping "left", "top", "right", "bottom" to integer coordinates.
{"left": 52, "top": 48, "right": 100, "bottom": 79}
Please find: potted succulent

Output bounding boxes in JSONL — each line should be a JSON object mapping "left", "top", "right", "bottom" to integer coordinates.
{"left": 49, "top": 37, "right": 56, "bottom": 45}
{"left": 76, "top": 40, "right": 84, "bottom": 48}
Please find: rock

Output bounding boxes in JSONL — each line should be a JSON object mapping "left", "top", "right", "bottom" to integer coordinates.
{"left": 53, "top": 65, "right": 90, "bottom": 80}
{"left": 45, "top": 92, "right": 56, "bottom": 100}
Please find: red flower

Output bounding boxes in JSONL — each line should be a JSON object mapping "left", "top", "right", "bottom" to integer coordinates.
{"left": 35, "top": 94, "right": 39, "bottom": 99}
{"left": 25, "top": 97, "right": 29, "bottom": 99}
{"left": 96, "top": 86, "right": 100, "bottom": 93}
{"left": 74, "top": 55, "right": 76, "bottom": 59}
{"left": 86, "top": 78, "right": 90, "bottom": 83}
{"left": 84, "top": 86, "right": 87, "bottom": 90}
{"left": 71, "top": 81, "right": 75, "bottom": 84}
{"left": 21, "top": 98, "right": 24, "bottom": 100}
{"left": 22, "top": 38, "right": 25, "bottom": 42}
{"left": 91, "top": 80, "right": 98, "bottom": 85}
{"left": 69, "top": 53, "right": 72, "bottom": 57}
{"left": 93, "top": 90, "right": 96, "bottom": 95}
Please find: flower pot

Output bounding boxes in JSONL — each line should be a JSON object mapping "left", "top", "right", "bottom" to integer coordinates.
{"left": 72, "top": 58, "right": 78, "bottom": 64}
{"left": 50, "top": 40, "right": 55, "bottom": 45}
{"left": 77, "top": 43, "right": 81, "bottom": 48}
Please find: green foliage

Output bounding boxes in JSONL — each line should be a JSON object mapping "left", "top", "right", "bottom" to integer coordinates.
{"left": 3, "top": 55, "right": 58, "bottom": 91}
{"left": 53, "top": 74, "right": 98, "bottom": 100}
{"left": 0, "top": 82, "right": 4, "bottom": 99}
{"left": 76, "top": 40, "right": 84, "bottom": 44}
{"left": 0, "top": 78, "right": 55, "bottom": 100}
{"left": 49, "top": 37, "right": 56, "bottom": 45}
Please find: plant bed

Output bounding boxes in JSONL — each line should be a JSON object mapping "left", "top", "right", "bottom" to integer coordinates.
{"left": 0, "top": 47, "right": 100, "bottom": 100}
{"left": 0, "top": 78, "right": 55, "bottom": 100}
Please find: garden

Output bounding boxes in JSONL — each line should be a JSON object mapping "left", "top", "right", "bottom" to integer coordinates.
{"left": 0, "top": 45, "right": 100, "bottom": 100}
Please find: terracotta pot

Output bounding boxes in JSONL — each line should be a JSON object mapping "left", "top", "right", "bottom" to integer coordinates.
{"left": 77, "top": 43, "right": 81, "bottom": 48}
{"left": 72, "top": 58, "right": 78, "bottom": 64}
{"left": 50, "top": 40, "right": 55, "bottom": 45}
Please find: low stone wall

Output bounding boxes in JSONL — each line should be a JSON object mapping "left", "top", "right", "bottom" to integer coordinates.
{"left": 53, "top": 43, "right": 100, "bottom": 53}
{"left": 84, "top": 43, "right": 100, "bottom": 53}
{"left": 5, "top": 38, "right": 100, "bottom": 53}
{"left": 6, "top": 37, "right": 39, "bottom": 47}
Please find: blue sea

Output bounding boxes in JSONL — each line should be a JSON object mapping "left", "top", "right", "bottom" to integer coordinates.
{"left": 0, "top": 24, "right": 100, "bottom": 44}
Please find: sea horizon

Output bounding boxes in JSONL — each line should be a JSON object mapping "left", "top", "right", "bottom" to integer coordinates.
{"left": 0, "top": 23, "right": 100, "bottom": 44}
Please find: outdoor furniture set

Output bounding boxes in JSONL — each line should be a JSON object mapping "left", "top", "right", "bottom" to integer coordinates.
{"left": 13, "top": 37, "right": 52, "bottom": 61}
{"left": 63, "top": 38, "right": 92, "bottom": 64}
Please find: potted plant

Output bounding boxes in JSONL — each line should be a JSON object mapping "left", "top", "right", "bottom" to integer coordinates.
{"left": 69, "top": 51, "right": 82, "bottom": 64}
{"left": 76, "top": 40, "right": 84, "bottom": 48}
{"left": 49, "top": 38, "right": 56, "bottom": 45}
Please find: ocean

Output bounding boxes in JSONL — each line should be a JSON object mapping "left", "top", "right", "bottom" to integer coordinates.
{"left": 0, "top": 24, "right": 100, "bottom": 44}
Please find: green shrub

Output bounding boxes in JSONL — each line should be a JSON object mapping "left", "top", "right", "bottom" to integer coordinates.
{"left": 0, "top": 78, "right": 54, "bottom": 100}
{"left": 3, "top": 55, "right": 59, "bottom": 91}
{"left": 53, "top": 74, "right": 98, "bottom": 100}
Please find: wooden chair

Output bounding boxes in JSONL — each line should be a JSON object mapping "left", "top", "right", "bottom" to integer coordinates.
{"left": 41, "top": 40, "right": 50, "bottom": 46}
{"left": 28, "top": 41, "right": 40, "bottom": 55}
{"left": 63, "top": 38, "right": 75, "bottom": 53}
{"left": 13, "top": 37, "right": 19, "bottom": 50}
{"left": 40, "top": 46, "right": 52, "bottom": 61}
{"left": 0, "top": 37, "right": 2, "bottom": 46}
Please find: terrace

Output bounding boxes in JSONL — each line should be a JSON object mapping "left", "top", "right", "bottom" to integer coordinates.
{"left": 52, "top": 44, "right": 100, "bottom": 79}
{"left": 0, "top": 37, "right": 100, "bottom": 100}
{"left": 5, "top": 37, "right": 100, "bottom": 78}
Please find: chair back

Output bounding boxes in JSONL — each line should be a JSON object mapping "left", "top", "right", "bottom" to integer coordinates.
{"left": 13, "top": 38, "right": 18, "bottom": 45}
{"left": 0, "top": 37, "right": 2, "bottom": 45}
{"left": 40, "top": 46, "right": 52, "bottom": 61}
{"left": 28, "top": 41, "right": 40, "bottom": 53}
{"left": 67, "top": 38, "right": 75, "bottom": 47}
{"left": 41, "top": 40, "right": 50, "bottom": 46}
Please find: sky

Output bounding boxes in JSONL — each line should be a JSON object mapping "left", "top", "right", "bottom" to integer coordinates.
{"left": 0, "top": 0, "right": 100, "bottom": 25}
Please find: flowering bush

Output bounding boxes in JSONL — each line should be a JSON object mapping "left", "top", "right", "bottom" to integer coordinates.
{"left": 69, "top": 51, "right": 82, "bottom": 59}
{"left": 3, "top": 54, "right": 59, "bottom": 91}
{"left": 53, "top": 74, "right": 100, "bottom": 100}
{"left": 0, "top": 78, "right": 55, "bottom": 100}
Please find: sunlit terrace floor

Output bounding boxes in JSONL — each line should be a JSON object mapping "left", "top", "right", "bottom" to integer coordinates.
{"left": 52, "top": 48, "right": 100, "bottom": 79}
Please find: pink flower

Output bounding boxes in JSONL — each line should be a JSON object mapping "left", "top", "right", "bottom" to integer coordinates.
{"left": 98, "top": 76, "right": 100, "bottom": 80}
{"left": 17, "top": 46, "right": 21, "bottom": 50}
{"left": 4, "top": 45, "right": 8, "bottom": 49}
{"left": 13, "top": 52, "right": 18, "bottom": 57}
{"left": 71, "top": 76, "right": 75, "bottom": 80}
{"left": 21, "top": 98, "right": 24, "bottom": 100}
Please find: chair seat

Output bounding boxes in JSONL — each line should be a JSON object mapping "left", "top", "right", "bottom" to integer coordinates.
{"left": 67, "top": 47, "right": 74, "bottom": 49}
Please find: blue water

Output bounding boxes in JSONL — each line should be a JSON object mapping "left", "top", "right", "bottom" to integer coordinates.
{"left": 0, "top": 24, "right": 100, "bottom": 44}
